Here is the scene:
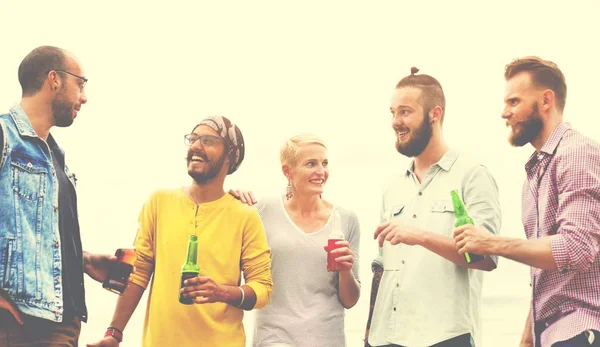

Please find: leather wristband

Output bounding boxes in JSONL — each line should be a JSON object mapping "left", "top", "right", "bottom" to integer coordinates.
{"left": 105, "top": 326, "right": 123, "bottom": 343}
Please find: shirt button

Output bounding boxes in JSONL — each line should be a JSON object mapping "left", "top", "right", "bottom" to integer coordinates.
{"left": 413, "top": 214, "right": 417, "bottom": 218}
{"left": 396, "top": 283, "right": 399, "bottom": 287}
{"left": 393, "top": 307, "right": 396, "bottom": 311}
{"left": 418, "top": 192, "right": 422, "bottom": 196}
{"left": 401, "top": 260, "right": 405, "bottom": 264}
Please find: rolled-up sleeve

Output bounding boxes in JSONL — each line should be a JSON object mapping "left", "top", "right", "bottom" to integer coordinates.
{"left": 130, "top": 196, "right": 156, "bottom": 289}
{"left": 462, "top": 165, "right": 502, "bottom": 265}
{"left": 241, "top": 210, "right": 273, "bottom": 309}
{"left": 552, "top": 145, "right": 600, "bottom": 273}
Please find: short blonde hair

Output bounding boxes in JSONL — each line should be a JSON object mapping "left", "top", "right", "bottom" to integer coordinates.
{"left": 280, "top": 133, "right": 327, "bottom": 167}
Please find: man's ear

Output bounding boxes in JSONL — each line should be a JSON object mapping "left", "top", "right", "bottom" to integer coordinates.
{"left": 541, "top": 89, "right": 555, "bottom": 111}
{"left": 429, "top": 105, "right": 443, "bottom": 124}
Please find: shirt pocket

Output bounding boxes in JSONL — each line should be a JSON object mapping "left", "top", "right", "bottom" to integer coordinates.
{"left": 382, "top": 204, "right": 405, "bottom": 223}
{"left": 382, "top": 204, "right": 406, "bottom": 270}
{"left": 429, "top": 200, "right": 455, "bottom": 236}
{"left": 430, "top": 200, "right": 454, "bottom": 213}
{"left": 10, "top": 155, "right": 48, "bottom": 244}
{"left": 10, "top": 155, "right": 47, "bottom": 202}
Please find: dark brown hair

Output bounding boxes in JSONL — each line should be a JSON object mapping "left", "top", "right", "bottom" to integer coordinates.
{"left": 504, "top": 56, "right": 567, "bottom": 112}
{"left": 18, "top": 46, "right": 68, "bottom": 97}
{"left": 396, "top": 67, "right": 446, "bottom": 123}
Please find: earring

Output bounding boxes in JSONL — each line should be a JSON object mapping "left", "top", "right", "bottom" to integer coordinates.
{"left": 285, "top": 181, "right": 293, "bottom": 200}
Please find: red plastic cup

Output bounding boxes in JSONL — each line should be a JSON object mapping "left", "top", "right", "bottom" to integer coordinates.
{"left": 326, "top": 239, "right": 344, "bottom": 272}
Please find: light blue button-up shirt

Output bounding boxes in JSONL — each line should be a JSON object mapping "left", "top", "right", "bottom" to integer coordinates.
{"left": 369, "top": 150, "right": 501, "bottom": 347}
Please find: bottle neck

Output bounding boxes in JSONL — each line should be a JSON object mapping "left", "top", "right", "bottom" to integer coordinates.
{"left": 450, "top": 191, "right": 468, "bottom": 218}
{"left": 185, "top": 239, "right": 198, "bottom": 265}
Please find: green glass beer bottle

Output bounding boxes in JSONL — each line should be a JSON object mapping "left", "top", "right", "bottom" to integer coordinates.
{"left": 179, "top": 234, "right": 200, "bottom": 305}
{"left": 450, "top": 190, "right": 484, "bottom": 264}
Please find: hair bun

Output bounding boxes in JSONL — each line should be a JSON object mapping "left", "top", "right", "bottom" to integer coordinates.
{"left": 410, "top": 67, "right": 419, "bottom": 75}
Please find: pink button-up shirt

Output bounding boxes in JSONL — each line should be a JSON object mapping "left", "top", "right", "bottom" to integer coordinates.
{"left": 521, "top": 122, "right": 600, "bottom": 347}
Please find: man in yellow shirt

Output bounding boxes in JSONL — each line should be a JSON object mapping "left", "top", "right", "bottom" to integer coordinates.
{"left": 88, "top": 116, "right": 273, "bottom": 347}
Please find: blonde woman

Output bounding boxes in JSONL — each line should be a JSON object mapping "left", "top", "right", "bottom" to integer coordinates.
{"left": 232, "top": 134, "right": 361, "bottom": 347}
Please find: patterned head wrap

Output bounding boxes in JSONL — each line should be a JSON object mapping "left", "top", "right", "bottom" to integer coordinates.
{"left": 195, "top": 116, "right": 245, "bottom": 175}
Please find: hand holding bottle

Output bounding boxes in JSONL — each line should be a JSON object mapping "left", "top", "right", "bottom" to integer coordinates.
{"left": 450, "top": 190, "right": 484, "bottom": 264}
{"left": 180, "top": 276, "right": 227, "bottom": 304}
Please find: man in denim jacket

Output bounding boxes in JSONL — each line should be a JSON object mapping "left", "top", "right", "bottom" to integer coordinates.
{"left": 0, "top": 46, "right": 117, "bottom": 346}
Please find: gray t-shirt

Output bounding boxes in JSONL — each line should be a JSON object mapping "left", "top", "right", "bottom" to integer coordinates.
{"left": 252, "top": 196, "right": 361, "bottom": 347}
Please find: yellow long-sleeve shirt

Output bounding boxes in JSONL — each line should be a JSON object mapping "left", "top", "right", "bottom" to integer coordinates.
{"left": 130, "top": 188, "right": 273, "bottom": 347}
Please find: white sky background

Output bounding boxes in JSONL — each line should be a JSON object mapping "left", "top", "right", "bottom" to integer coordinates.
{"left": 1, "top": 1, "right": 599, "bottom": 345}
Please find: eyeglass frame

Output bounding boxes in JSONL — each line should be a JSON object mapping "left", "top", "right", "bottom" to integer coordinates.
{"left": 184, "top": 133, "right": 224, "bottom": 147}
{"left": 52, "top": 70, "right": 88, "bottom": 89}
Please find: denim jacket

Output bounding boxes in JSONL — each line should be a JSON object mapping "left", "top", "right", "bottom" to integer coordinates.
{"left": 0, "top": 105, "right": 77, "bottom": 322}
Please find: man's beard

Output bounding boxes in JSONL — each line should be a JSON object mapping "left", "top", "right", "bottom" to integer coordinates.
{"left": 509, "top": 103, "right": 544, "bottom": 147}
{"left": 187, "top": 152, "right": 227, "bottom": 184}
{"left": 395, "top": 113, "right": 433, "bottom": 157}
{"left": 52, "top": 89, "right": 75, "bottom": 127}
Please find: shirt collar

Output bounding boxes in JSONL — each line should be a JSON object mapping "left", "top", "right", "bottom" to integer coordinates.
{"left": 539, "top": 122, "right": 571, "bottom": 155}
{"left": 9, "top": 104, "right": 63, "bottom": 156}
{"left": 405, "top": 149, "right": 460, "bottom": 176}
{"left": 9, "top": 104, "right": 37, "bottom": 137}
{"left": 524, "top": 122, "right": 571, "bottom": 172}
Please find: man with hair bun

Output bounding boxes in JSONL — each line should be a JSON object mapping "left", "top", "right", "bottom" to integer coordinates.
{"left": 365, "top": 68, "right": 502, "bottom": 347}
